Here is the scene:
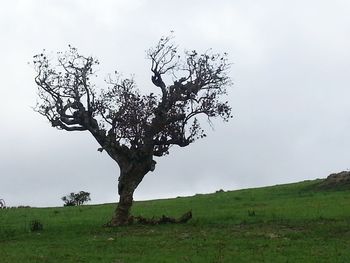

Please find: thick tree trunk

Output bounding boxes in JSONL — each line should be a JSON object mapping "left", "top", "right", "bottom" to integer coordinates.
{"left": 108, "top": 162, "right": 149, "bottom": 226}
{"left": 105, "top": 157, "right": 193, "bottom": 227}
{"left": 109, "top": 185, "right": 135, "bottom": 226}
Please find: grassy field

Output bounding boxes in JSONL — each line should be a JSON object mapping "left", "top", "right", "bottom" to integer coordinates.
{"left": 0, "top": 179, "right": 349, "bottom": 262}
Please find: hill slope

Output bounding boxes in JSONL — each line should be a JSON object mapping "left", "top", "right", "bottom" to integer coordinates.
{"left": 0, "top": 179, "right": 349, "bottom": 262}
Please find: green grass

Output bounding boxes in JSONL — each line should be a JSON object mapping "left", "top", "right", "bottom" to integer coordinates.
{"left": 0, "top": 179, "right": 350, "bottom": 262}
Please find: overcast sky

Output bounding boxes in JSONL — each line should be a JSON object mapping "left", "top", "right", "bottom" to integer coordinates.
{"left": 1, "top": 0, "right": 350, "bottom": 207}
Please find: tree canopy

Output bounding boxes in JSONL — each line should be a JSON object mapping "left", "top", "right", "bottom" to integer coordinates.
{"left": 34, "top": 36, "right": 231, "bottom": 159}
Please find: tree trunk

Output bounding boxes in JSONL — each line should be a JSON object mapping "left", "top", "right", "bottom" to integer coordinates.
{"left": 109, "top": 185, "right": 135, "bottom": 226}
{"left": 108, "top": 162, "right": 148, "bottom": 226}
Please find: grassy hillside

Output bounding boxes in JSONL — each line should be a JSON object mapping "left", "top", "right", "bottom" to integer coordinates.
{"left": 0, "top": 179, "right": 349, "bottom": 262}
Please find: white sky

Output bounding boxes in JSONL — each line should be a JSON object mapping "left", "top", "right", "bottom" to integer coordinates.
{"left": 1, "top": 0, "right": 350, "bottom": 207}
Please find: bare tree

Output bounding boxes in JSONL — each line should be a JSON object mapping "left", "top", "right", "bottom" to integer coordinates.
{"left": 33, "top": 36, "right": 232, "bottom": 226}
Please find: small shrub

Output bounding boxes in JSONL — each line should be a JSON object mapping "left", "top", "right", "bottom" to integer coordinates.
{"left": 248, "top": 210, "right": 256, "bottom": 217}
{"left": 30, "top": 220, "right": 43, "bottom": 232}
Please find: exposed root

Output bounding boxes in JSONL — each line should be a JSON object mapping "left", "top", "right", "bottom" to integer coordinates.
{"left": 103, "top": 216, "right": 134, "bottom": 227}
{"left": 134, "top": 210, "right": 192, "bottom": 225}
{"left": 104, "top": 210, "right": 193, "bottom": 227}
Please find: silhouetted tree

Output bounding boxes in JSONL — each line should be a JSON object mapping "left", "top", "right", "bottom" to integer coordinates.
{"left": 75, "top": 191, "right": 91, "bottom": 205}
{"left": 34, "top": 36, "right": 232, "bottom": 226}
{"left": 62, "top": 191, "right": 91, "bottom": 206}
{"left": 61, "top": 194, "right": 75, "bottom": 207}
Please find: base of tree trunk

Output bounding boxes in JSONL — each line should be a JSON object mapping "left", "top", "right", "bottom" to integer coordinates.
{"left": 104, "top": 216, "right": 134, "bottom": 227}
{"left": 104, "top": 210, "right": 192, "bottom": 227}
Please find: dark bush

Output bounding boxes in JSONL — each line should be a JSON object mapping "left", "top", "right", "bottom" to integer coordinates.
{"left": 248, "top": 210, "right": 256, "bottom": 217}
{"left": 30, "top": 220, "right": 43, "bottom": 232}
